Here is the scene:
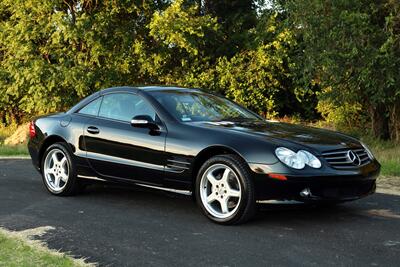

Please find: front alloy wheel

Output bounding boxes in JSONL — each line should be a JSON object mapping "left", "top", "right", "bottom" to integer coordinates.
{"left": 196, "top": 154, "right": 255, "bottom": 224}
{"left": 200, "top": 164, "right": 242, "bottom": 219}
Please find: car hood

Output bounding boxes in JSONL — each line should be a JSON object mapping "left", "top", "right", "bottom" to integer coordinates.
{"left": 191, "top": 120, "right": 361, "bottom": 153}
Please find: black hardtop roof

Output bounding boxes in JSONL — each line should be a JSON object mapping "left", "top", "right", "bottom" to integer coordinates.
{"left": 99, "top": 86, "right": 202, "bottom": 94}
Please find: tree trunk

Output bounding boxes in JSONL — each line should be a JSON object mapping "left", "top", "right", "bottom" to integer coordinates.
{"left": 0, "top": 111, "right": 5, "bottom": 125}
{"left": 389, "top": 100, "right": 400, "bottom": 142}
{"left": 6, "top": 107, "right": 22, "bottom": 126}
{"left": 370, "top": 104, "right": 390, "bottom": 140}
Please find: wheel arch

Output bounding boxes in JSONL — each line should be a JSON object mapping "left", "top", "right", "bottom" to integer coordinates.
{"left": 38, "top": 135, "right": 73, "bottom": 167}
{"left": 191, "top": 145, "right": 248, "bottom": 191}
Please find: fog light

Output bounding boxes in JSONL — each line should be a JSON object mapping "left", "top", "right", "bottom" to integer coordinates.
{"left": 300, "top": 188, "right": 311, "bottom": 197}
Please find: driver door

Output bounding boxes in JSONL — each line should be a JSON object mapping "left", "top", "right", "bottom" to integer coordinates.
{"left": 83, "top": 92, "right": 167, "bottom": 185}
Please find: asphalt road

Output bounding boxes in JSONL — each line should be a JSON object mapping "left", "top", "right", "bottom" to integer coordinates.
{"left": 1, "top": 159, "right": 400, "bottom": 266}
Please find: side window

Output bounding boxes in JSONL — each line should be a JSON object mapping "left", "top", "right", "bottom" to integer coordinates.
{"left": 98, "top": 93, "right": 156, "bottom": 122}
{"left": 78, "top": 97, "right": 102, "bottom": 116}
{"left": 135, "top": 98, "right": 157, "bottom": 121}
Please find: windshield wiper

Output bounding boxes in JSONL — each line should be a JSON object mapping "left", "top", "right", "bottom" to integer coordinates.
{"left": 218, "top": 117, "right": 259, "bottom": 122}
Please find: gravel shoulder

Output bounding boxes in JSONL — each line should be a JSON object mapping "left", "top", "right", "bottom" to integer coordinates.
{"left": 377, "top": 176, "right": 400, "bottom": 195}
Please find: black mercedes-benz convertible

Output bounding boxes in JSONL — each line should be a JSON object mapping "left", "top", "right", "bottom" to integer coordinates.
{"left": 28, "top": 86, "right": 380, "bottom": 224}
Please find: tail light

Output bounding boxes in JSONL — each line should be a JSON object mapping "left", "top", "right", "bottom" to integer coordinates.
{"left": 29, "top": 121, "right": 36, "bottom": 139}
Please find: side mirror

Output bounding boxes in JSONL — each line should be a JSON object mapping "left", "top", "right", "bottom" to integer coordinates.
{"left": 131, "top": 115, "right": 159, "bottom": 130}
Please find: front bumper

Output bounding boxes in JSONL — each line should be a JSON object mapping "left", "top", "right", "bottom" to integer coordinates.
{"left": 250, "top": 161, "right": 380, "bottom": 201}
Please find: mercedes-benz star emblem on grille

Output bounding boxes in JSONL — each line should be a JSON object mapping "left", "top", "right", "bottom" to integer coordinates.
{"left": 347, "top": 150, "right": 361, "bottom": 166}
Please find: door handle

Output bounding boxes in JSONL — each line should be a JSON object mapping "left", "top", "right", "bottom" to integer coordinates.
{"left": 87, "top": 126, "right": 100, "bottom": 134}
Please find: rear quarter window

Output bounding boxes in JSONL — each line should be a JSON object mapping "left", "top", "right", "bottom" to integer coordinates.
{"left": 78, "top": 97, "right": 102, "bottom": 116}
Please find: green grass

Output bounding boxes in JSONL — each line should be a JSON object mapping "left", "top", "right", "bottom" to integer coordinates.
{"left": 0, "top": 124, "right": 29, "bottom": 156}
{"left": 361, "top": 137, "right": 400, "bottom": 177}
{"left": 0, "top": 230, "right": 85, "bottom": 267}
{"left": 0, "top": 144, "right": 29, "bottom": 156}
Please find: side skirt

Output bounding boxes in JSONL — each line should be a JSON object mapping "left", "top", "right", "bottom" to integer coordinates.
{"left": 77, "top": 175, "right": 107, "bottom": 182}
{"left": 77, "top": 175, "right": 192, "bottom": 196}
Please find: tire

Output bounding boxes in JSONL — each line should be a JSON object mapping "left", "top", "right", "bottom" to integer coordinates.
{"left": 41, "top": 142, "right": 82, "bottom": 196}
{"left": 195, "top": 154, "right": 256, "bottom": 225}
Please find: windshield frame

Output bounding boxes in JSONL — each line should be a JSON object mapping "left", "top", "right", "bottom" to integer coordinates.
{"left": 148, "top": 90, "right": 264, "bottom": 123}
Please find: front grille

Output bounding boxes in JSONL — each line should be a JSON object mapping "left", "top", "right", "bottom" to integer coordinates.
{"left": 322, "top": 148, "right": 371, "bottom": 169}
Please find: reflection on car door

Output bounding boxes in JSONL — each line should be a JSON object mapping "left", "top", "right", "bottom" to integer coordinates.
{"left": 83, "top": 93, "right": 167, "bottom": 185}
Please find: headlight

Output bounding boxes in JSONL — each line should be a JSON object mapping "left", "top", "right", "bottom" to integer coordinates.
{"left": 275, "top": 147, "right": 321, "bottom": 169}
{"left": 361, "top": 142, "right": 375, "bottom": 159}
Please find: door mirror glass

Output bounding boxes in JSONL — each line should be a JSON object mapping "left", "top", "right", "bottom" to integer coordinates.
{"left": 131, "top": 115, "right": 159, "bottom": 130}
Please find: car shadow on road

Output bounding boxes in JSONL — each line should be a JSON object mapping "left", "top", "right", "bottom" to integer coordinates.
{"left": 255, "top": 194, "right": 400, "bottom": 224}
{"left": 78, "top": 182, "right": 400, "bottom": 227}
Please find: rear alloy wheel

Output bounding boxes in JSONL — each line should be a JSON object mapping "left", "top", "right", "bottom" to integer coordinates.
{"left": 43, "top": 148, "right": 69, "bottom": 193}
{"left": 41, "top": 143, "right": 81, "bottom": 196}
{"left": 196, "top": 155, "right": 255, "bottom": 224}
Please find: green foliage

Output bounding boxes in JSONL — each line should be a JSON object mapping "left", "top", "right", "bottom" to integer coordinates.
{"left": 285, "top": 0, "right": 400, "bottom": 140}
{"left": 316, "top": 89, "right": 363, "bottom": 131}
{"left": 150, "top": 0, "right": 218, "bottom": 56}
{"left": 216, "top": 26, "right": 295, "bottom": 118}
{"left": 0, "top": 0, "right": 166, "bottom": 118}
{"left": 143, "top": 0, "right": 219, "bottom": 85}
{"left": 0, "top": 0, "right": 323, "bottom": 124}
{"left": 216, "top": 13, "right": 318, "bottom": 119}
{"left": 201, "top": 0, "right": 257, "bottom": 56}
{"left": 0, "top": 124, "right": 18, "bottom": 142}
{"left": 0, "top": 0, "right": 399, "bottom": 141}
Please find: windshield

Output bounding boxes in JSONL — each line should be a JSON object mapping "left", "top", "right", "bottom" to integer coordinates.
{"left": 149, "top": 91, "right": 262, "bottom": 122}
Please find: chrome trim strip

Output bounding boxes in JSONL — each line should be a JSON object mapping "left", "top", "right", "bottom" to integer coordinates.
{"left": 167, "top": 164, "right": 190, "bottom": 170}
{"left": 77, "top": 175, "right": 192, "bottom": 195}
{"left": 77, "top": 175, "right": 107, "bottom": 182}
{"left": 165, "top": 168, "right": 186, "bottom": 174}
{"left": 257, "top": 200, "right": 303, "bottom": 204}
{"left": 323, "top": 156, "right": 348, "bottom": 160}
{"left": 131, "top": 119, "right": 148, "bottom": 125}
{"left": 134, "top": 183, "right": 192, "bottom": 196}
{"left": 86, "top": 151, "right": 164, "bottom": 171}
{"left": 322, "top": 151, "right": 348, "bottom": 156}
{"left": 330, "top": 163, "right": 370, "bottom": 169}
{"left": 167, "top": 159, "right": 191, "bottom": 165}
{"left": 326, "top": 160, "right": 352, "bottom": 164}
{"left": 74, "top": 151, "right": 87, "bottom": 158}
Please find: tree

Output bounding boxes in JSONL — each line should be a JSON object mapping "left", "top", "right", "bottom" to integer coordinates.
{"left": 0, "top": 0, "right": 167, "bottom": 122}
{"left": 284, "top": 0, "right": 400, "bottom": 140}
{"left": 215, "top": 13, "right": 312, "bottom": 118}
{"left": 201, "top": 0, "right": 257, "bottom": 56}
